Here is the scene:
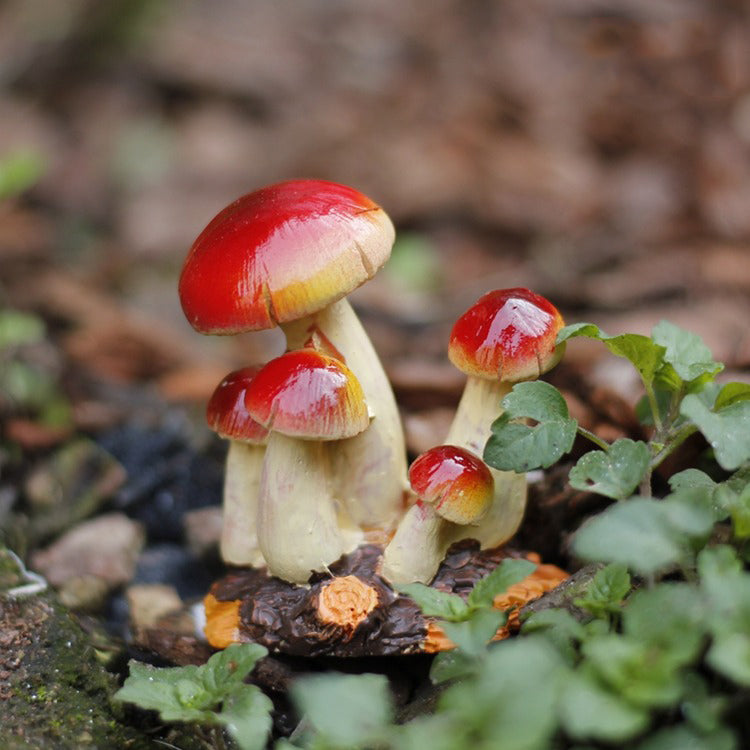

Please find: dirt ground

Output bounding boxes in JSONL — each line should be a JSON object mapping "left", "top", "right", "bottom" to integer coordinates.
{"left": 1, "top": 0, "right": 750, "bottom": 745}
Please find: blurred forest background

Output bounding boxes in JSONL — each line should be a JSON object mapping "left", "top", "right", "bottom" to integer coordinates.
{"left": 3, "top": 0, "right": 750, "bottom": 406}
{"left": 2, "top": 0, "right": 750, "bottom": 587}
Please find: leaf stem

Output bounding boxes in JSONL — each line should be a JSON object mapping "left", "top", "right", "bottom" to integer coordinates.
{"left": 644, "top": 382, "right": 664, "bottom": 433}
{"left": 650, "top": 424, "right": 698, "bottom": 472}
{"left": 576, "top": 426, "right": 611, "bottom": 452}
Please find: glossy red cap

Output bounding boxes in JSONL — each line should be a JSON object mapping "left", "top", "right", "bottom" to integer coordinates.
{"left": 244, "top": 349, "right": 369, "bottom": 440}
{"left": 408, "top": 445, "right": 493, "bottom": 525}
{"left": 179, "top": 179, "right": 395, "bottom": 334}
{"left": 206, "top": 366, "right": 269, "bottom": 444}
{"left": 448, "top": 288, "right": 565, "bottom": 381}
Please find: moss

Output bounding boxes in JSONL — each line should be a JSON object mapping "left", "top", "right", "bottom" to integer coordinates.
{"left": 0, "top": 549, "right": 152, "bottom": 749}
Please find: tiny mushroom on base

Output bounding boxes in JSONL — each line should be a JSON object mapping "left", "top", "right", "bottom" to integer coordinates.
{"left": 381, "top": 445, "right": 494, "bottom": 585}
{"left": 178, "top": 179, "right": 407, "bottom": 535}
{"left": 206, "top": 366, "right": 268, "bottom": 568}
{"left": 445, "top": 288, "right": 565, "bottom": 549}
{"left": 244, "top": 348, "right": 370, "bottom": 584}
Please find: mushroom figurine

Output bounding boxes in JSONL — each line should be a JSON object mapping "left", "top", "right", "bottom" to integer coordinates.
{"left": 381, "top": 445, "right": 494, "bottom": 585}
{"left": 244, "top": 348, "right": 370, "bottom": 584}
{"left": 445, "top": 288, "right": 565, "bottom": 548}
{"left": 206, "top": 366, "right": 268, "bottom": 568}
{"left": 178, "top": 179, "right": 407, "bottom": 533}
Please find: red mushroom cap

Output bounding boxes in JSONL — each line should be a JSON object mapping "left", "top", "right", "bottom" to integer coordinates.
{"left": 448, "top": 288, "right": 565, "bottom": 382}
{"left": 206, "top": 366, "right": 269, "bottom": 444}
{"left": 244, "top": 349, "right": 369, "bottom": 440}
{"left": 408, "top": 445, "right": 494, "bottom": 525}
{"left": 178, "top": 179, "right": 394, "bottom": 334}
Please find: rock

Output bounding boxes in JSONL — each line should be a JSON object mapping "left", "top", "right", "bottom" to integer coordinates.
{"left": 183, "top": 506, "right": 223, "bottom": 558}
{"left": 31, "top": 512, "right": 145, "bottom": 590}
{"left": 126, "top": 583, "right": 183, "bottom": 629}
{"left": 23, "top": 437, "right": 126, "bottom": 545}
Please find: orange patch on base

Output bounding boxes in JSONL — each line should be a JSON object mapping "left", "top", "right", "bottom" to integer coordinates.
{"left": 423, "top": 563, "right": 569, "bottom": 653}
{"left": 203, "top": 593, "right": 241, "bottom": 649}
{"left": 317, "top": 575, "right": 379, "bottom": 634}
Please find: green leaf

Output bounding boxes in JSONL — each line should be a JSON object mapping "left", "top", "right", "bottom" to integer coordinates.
{"left": 291, "top": 673, "right": 393, "bottom": 749}
{"left": 706, "top": 632, "right": 750, "bottom": 687}
{"left": 698, "top": 545, "right": 744, "bottom": 600}
{"left": 440, "top": 608, "right": 507, "bottom": 657}
{"left": 669, "top": 469, "right": 717, "bottom": 493}
{"left": 114, "top": 661, "right": 212, "bottom": 724}
{"left": 715, "top": 382, "right": 750, "bottom": 411}
{"left": 397, "top": 583, "right": 469, "bottom": 621}
{"left": 219, "top": 686, "right": 274, "bottom": 750}
{"left": 574, "top": 563, "right": 631, "bottom": 618}
{"left": 558, "top": 323, "right": 665, "bottom": 388}
{"left": 634, "top": 725, "right": 737, "bottom": 750}
{"left": 484, "top": 381, "right": 578, "bottom": 472}
{"left": 573, "top": 498, "right": 684, "bottom": 575}
{"left": 622, "top": 583, "right": 706, "bottom": 664}
{"left": 468, "top": 558, "right": 536, "bottom": 609}
{"left": 521, "top": 608, "right": 587, "bottom": 663}
{"left": 429, "top": 649, "right": 478, "bottom": 684}
{"left": 176, "top": 678, "right": 211, "bottom": 710}
{"left": 200, "top": 642, "right": 268, "bottom": 695}
{"left": 569, "top": 439, "right": 650, "bottom": 500}
{"left": 680, "top": 394, "right": 750, "bottom": 470}
{"left": 114, "top": 644, "right": 273, "bottom": 748}
{"left": 440, "top": 637, "right": 567, "bottom": 750}
{"left": 651, "top": 320, "right": 723, "bottom": 384}
{"left": 583, "top": 635, "right": 686, "bottom": 708}
{"left": 558, "top": 672, "right": 649, "bottom": 742}
{"left": 725, "top": 483, "right": 750, "bottom": 539}
{"left": 390, "top": 715, "right": 465, "bottom": 750}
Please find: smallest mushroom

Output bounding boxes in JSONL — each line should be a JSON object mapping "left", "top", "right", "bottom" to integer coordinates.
{"left": 206, "top": 366, "right": 269, "bottom": 568}
{"left": 381, "top": 445, "right": 494, "bottom": 585}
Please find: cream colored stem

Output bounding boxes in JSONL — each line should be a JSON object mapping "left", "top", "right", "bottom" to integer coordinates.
{"left": 220, "top": 440, "right": 265, "bottom": 567}
{"left": 282, "top": 298, "right": 407, "bottom": 531}
{"left": 381, "top": 501, "right": 455, "bottom": 584}
{"left": 445, "top": 376, "right": 526, "bottom": 549}
{"left": 257, "top": 433, "right": 347, "bottom": 584}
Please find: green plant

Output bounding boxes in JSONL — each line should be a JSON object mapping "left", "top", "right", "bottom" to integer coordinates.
{"left": 282, "top": 319, "right": 750, "bottom": 750}
{"left": 114, "top": 643, "right": 273, "bottom": 750}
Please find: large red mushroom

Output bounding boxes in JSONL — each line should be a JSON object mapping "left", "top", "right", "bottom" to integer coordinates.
{"left": 446, "top": 288, "right": 565, "bottom": 548}
{"left": 178, "top": 179, "right": 406, "bottom": 533}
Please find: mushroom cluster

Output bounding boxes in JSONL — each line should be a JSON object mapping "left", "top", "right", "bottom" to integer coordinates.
{"left": 178, "top": 179, "right": 566, "bottom": 589}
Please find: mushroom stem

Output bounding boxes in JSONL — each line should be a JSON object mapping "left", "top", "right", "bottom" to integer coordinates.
{"left": 380, "top": 501, "right": 456, "bottom": 584}
{"left": 445, "top": 376, "right": 526, "bottom": 549}
{"left": 281, "top": 298, "right": 407, "bottom": 532}
{"left": 220, "top": 440, "right": 266, "bottom": 567}
{"left": 257, "top": 433, "right": 355, "bottom": 584}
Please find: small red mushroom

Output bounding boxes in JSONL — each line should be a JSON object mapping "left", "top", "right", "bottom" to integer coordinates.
{"left": 178, "top": 179, "right": 406, "bottom": 532}
{"left": 381, "top": 445, "right": 494, "bottom": 584}
{"left": 445, "top": 288, "right": 565, "bottom": 549}
{"left": 244, "top": 348, "right": 370, "bottom": 584}
{"left": 206, "top": 366, "right": 268, "bottom": 567}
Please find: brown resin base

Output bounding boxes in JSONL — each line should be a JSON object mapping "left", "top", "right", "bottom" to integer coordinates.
{"left": 204, "top": 541, "right": 568, "bottom": 657}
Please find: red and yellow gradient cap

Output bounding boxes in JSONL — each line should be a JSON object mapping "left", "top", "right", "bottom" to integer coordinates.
{"left": 179, "top": 179, "right": 394, "bottom": 334}
{"left": 206, "top": 366, "right": 269, "bottom": 444}
{"left": 244, "top": 349, "right": 369, "bottom": 440}
{"left": 408, "top": 445, "right": 494, "bottom": 525}
{"left": 448, "top": 288, "right": 565, "bottom": 382}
